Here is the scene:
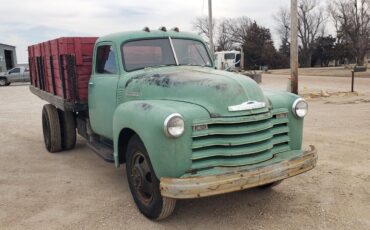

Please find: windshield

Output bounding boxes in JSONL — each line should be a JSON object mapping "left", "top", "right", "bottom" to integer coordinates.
{"left": 122, "top": 38, "right": 212, "bottom": 71}
{"left": 224, "top": 53, "right": 236, "bottom": 60}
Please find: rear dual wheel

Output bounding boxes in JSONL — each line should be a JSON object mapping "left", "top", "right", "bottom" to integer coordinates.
{"left": 58, "top": 109, "right": 76, "bottom": 150}
{"left": 42, "top": 104, "right": 76, "bottom": 152}
{"left": 126, "top": 135, "right": 176, "bottom": 220}
{"left": 42, "top": 104, "right": 62, "bottom": 152}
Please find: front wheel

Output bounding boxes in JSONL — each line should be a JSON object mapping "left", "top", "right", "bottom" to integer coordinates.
{"left": 126, "top": 135, "right": 176, "bottom": 220}
{"left": 0, "top": 78, "right": 7, "bottom": 86}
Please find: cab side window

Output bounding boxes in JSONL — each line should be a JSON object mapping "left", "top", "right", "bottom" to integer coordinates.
{"left": 96, "top": 45, "right": 117, "bottom": 74}
{"left": 9, "top": 68, "right": 20, "bottom": 74}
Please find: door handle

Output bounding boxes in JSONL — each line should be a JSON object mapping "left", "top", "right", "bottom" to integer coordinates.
{"left": 89, "top": 82, "right": 94, "bottom": 87}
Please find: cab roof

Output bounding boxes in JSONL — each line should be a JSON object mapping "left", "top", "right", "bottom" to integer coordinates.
{"left": 97, "top": 29, "right": 204, "bottom": 45}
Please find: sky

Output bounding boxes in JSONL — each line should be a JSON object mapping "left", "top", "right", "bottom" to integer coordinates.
{"left": 0, "top": 0, "right": 332, "bottom": 64}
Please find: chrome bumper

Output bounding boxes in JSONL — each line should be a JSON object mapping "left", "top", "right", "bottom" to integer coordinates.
{"left": 160, "top": 146, "right": 318, "bottom": 199}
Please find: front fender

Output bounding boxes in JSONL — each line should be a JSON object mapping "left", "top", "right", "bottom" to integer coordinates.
{"left": 113, "top": 100, "right": 209, "bottom": 178}
{"left": 264, "top": 90, "right": 304, "bottom": 150}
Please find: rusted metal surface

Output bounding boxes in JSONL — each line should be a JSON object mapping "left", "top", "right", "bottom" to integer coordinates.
{"left": 160, "top": 145, "right": 317, "bottom": 199}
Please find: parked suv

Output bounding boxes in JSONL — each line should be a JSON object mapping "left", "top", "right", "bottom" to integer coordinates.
{"left": 0, "top": 67, "right": 30, "bottom": 86}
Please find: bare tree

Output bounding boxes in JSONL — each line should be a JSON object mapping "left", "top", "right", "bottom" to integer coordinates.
{"left": 192, "top": 16, "right": 249, "bottom": 51}
{"left": 329, "top": 0, "right": 370, "bottom": 66}
{"left": 273, "top": 0, "right": 325, "bottom": 67}
{"left": 224, "top": 17, "right": 253, "bottom": 45}
{"left": 191, "top": 16, "right": 216, "bottom": 42}
{"left": 274, "top": 8, "right": 291, "bottom": 57}
{"left": 274, "top": 8, "right": 291, "bottom": 45}
{"left": 298, "top": 0, "right": 326, "bottom": 67}
{"left": 216, "top": 19, "right": 233, "bottom": 51}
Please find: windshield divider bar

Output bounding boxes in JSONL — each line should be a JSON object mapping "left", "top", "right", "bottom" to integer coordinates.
{"left": 169, "top": 37, "right": 179, "bottom": 66}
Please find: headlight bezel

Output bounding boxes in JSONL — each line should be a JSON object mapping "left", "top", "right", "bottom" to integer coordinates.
{"left": 163, "top": 113, "right": 185, "bottom": 138}
{"left": 292, "top": 98, "right": 308, "bottom": 118}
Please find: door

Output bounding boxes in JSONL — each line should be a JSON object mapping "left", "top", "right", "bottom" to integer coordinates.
{"left": 8, "top": 67, "right": 21, "bottom": 82}
{"left": 4, "top": 50, "right": 14, "bottom": 70}
{"left": 22, "top": 67, "right": 30, "bottom": 82}
{"left": 88, "top": 43, "right": 120, "bottom": 139}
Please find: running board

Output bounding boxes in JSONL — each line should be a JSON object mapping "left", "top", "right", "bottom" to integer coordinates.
{"left": 86, "top": 141, "right": 114, "bottom": 163}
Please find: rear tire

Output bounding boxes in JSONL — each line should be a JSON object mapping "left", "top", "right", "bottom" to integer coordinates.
{"left": 58, "top": 109, "right": 76, "bottom": 150}
{"left": 42, "top": 104, "right": 62, "bottom": 153}
{"left": 126, "top": 135, "right": 176, "bottom": 220}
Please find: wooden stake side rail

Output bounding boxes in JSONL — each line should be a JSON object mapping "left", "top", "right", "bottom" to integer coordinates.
{"left": 30, "top": 85, "right": 87, "bottom": 112}
{"left": 28, "top": 37, "right": 98, "bottom": 105}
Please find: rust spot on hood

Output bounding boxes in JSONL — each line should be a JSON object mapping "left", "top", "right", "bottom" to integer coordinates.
{"left": 125, "top": 71, "right": 229, "bottom": 91}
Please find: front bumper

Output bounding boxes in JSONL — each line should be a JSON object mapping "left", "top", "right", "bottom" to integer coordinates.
{"left": 160, "top": 146, "right": 317, "bottom": 199}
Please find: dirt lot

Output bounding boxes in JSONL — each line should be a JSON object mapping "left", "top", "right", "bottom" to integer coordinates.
{"left": 1, "top": 75, "right": 369, "bottom": 230}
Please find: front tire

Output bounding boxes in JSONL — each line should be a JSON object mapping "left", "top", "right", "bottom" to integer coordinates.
{"left": 126, "top": 135, "right": 176, "bottom": 220}
{"left": 42, "top": 104, "right": 62, "bottom": 153}
{"left": 0, "top": 78, "right": 7, "bottom": 86}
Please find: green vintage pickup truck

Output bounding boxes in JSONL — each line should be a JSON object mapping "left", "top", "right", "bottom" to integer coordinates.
{"left": 29, "top": 27, "right": 317, "bottom": 220}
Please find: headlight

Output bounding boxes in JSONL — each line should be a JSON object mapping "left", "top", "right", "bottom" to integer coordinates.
{"left": 164, "top": 113, "right": 185, "bottom": 138}
{"left": 292, "top": 98, "right": 308, "bottom": 118}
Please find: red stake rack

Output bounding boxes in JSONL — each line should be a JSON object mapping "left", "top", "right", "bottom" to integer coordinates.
{"left": 28, "top": 37, "right": 98, "bottom": 107}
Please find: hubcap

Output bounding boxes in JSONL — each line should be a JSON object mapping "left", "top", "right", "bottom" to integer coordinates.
{"left": 0, "top": 79, "right": 6, "bottom": 86}
{"left": 131, "top": 151, "right": 154, "bottom": 205}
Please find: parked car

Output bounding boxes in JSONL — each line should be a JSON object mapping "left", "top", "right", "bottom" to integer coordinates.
{"left": 0, "top": 66, "right": 30, "bottom": 86}
{"left": 28, "top": 28, "right": 317, "bottom": 220}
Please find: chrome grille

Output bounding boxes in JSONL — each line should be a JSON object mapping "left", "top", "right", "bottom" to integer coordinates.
{"left": 191, "top": 109, "right": 290, "bottom": 170}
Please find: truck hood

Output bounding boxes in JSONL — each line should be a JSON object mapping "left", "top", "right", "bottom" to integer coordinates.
{"left": 121, "top": 67, "right": 268, "bottom": 117}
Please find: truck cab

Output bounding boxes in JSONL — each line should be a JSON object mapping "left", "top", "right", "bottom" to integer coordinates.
{"left": 215, "top": 50, "right": 241, "bottom": 71}
{"left": 29, "top": 28, "right": 317, "bottom": 220}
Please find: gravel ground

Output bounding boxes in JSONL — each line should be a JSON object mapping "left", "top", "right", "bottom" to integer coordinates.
{"left": 0, "top": 75, "right": 369, "bottom": 230}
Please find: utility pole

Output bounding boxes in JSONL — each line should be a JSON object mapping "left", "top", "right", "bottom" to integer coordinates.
{"left": 208, "top": 0, "right": 214, "bottom": 57}
{"left": 290, "top": 0, "right": 299, "bottom": 94}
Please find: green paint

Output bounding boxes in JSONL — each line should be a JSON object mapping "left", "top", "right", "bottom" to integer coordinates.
{"left": 88, "top": 30, "right": 307, "bottom": 179}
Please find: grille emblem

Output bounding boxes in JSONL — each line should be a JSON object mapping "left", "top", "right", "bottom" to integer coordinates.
{"left": 193, "top": 124, "right": 208, "bottom": 131}
{"left": 275, "top": 113, "right": 288, "bottom": 119}
{"left": 228, "top": 101, "right": 266, "bottom": 112}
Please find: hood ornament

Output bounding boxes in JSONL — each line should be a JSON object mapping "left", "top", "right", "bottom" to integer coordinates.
{"left": 228, "top": 101, "right": 266, "bottom": 112}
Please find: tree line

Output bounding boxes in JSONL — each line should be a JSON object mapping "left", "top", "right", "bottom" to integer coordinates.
{"left": 192, "top": 0, "right": 370, "bottom": 70}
